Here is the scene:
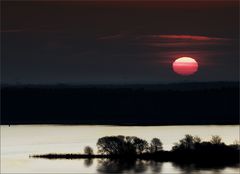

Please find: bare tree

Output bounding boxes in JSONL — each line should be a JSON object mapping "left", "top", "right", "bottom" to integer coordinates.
{"left": 193, "top": 136, "right": 201, "bottom": 143}
{"left": 210, "top": 135, "right": 222, "bottom": 145}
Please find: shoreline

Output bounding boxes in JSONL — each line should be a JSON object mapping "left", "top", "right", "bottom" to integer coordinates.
{"left": 2, "top": 123, "right": 240, "bottom": 126}
{"left": 30, "top": 151, "right": 240, "bottom": 165}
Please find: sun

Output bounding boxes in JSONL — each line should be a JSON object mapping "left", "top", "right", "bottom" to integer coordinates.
{"left": 172, "top": 57, "right": 198, "bottom": 76}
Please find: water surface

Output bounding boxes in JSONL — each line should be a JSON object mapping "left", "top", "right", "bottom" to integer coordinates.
{"left": 1, "top": 125, "right": 239, "bottom": 173}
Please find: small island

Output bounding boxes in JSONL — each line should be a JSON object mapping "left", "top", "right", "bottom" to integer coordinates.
{"left": 31, "top": 134, "right": 239, "bottom": 167}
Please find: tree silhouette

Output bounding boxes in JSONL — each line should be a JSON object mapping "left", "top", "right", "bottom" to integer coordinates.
{"left": 150, "top": 138, "right": 163, "bottom": 153}
{"left": 126, "top": 136, "right": 149, "bottom": 154}
{"left": 97, "top": 135, "right": 149, "bottom": 155}
{"left": 210, "top": 135, "right": 222, "bottom": 145}
{"left": 193, "top": 136, "right": 201, "bottom": 143}
{"left": 172, "top": 134, "right": 202, "bottom": 151}
{"left": 97, "top": 136, "right": 134, "bottom": 155}
{"left": 84, "top": 146, "right": 93, "bottom": 155}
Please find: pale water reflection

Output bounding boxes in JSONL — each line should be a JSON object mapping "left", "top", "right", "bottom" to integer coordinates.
{"left": 1, "top": 125, "right": 239, "bottom": 173}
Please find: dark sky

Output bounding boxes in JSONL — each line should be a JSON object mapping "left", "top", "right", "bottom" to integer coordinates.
{"left": 1, "top": 0, "right": 239, "bottom": 84}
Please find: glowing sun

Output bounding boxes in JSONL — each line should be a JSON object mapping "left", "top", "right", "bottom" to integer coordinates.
{"left": 172, "top": 57, "right": 198, "bottom": 76}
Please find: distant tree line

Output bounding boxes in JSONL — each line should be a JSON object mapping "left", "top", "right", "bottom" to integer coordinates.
{"left": 81, "top": 134, "right": 239, "bottom": 156}
{"left": 2, "top": 82, "right": 239, "bottom": 125}
{"left": 32, "top": 134, "right": 239, "bottom": 165}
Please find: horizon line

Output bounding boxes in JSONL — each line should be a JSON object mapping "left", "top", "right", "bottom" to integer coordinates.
{"left": 1, "top": 81, "right": 239, "bottom": 86}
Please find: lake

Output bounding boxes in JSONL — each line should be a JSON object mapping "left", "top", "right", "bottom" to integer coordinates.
{"left": 1, "top": 125, "right": 239, "bottom": 173}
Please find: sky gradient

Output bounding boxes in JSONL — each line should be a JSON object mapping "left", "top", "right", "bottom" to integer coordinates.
{"left": 1, "top": 0, "right": 239, "bottom": 84}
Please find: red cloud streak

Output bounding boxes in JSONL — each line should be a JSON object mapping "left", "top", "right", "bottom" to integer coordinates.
{"left": 157, "top": 35, "right": 231, "bottom": 41}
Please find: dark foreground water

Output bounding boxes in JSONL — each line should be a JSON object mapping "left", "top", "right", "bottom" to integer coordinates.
{"left": 1, "top": 125, "right": 239, "bottom": 173}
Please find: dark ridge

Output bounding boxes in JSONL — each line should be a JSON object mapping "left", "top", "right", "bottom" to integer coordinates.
{"left": 1, "top": 82, "right": 239, "bottom": 125}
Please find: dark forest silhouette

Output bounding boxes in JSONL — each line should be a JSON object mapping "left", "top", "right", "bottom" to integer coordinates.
{"left": 2, "top": 82, "right": 239, "bottom": 125}
{"left": 31, "top": 134, "right": 240, "bottom": 168}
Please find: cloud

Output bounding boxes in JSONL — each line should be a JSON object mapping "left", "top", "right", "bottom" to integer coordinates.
{"left": 97, "top": 34, "right": 232, "bottom": 44}
{"left": 138, "top": 34, "right": 233, "bottom": 48}
{"left": 149, "top": 35, "right": 231, "bottom": 41}
{"left": 95, "top": 34, "right": 234, "bottom": 61}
